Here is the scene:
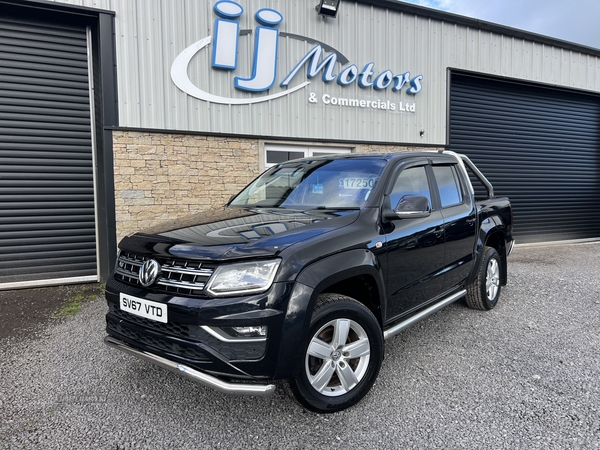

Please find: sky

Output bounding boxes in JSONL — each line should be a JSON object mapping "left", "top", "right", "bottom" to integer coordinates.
{"left": 401, "top": 0, "right": 600, "bottom": 50}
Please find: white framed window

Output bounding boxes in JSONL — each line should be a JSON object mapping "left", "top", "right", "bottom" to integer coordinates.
{"left": 264, "top": 144, "right": 352, "bottom": 168}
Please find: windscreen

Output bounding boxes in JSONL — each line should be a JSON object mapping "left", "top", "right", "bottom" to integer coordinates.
{"left": 229, "top": 158, "right": 387, "bottom": 209}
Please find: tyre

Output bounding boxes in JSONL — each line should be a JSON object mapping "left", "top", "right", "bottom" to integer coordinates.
{"left": 466, "top": 246, "right": 502, "bottom": 310}
{"left": 288, "top": 293, "right": 383, "bottom": 413}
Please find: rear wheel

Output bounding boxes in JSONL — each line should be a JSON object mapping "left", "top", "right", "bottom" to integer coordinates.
{"left": 466, "top": 246, "right": 502, "bottom": 310}
{"left": 288, "top": 294, "right": 383, "bottom": 413}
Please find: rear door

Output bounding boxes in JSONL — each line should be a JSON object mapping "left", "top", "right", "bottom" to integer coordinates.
{"left": 430, "top": 161, "right": 477, "bottom": 290}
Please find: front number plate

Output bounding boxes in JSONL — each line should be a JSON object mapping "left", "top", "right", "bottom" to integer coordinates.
{"left": 119, "top": 293, "right": 168, "bottom": 323}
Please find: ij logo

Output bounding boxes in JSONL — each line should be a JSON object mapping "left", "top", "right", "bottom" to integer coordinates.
{"left": 171, "top": 1, "right": 424, "bottom": 105}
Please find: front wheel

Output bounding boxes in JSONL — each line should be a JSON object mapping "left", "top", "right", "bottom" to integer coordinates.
{"left": 288, "top": 294, "right": 383, "bottom": 413}
{"left": 466, "top": 246, "right": 502, "bottom": 310}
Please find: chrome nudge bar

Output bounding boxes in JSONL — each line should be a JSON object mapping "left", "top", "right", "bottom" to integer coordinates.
{"left": 104, "top": 336, "right": 276, "bottom": 396}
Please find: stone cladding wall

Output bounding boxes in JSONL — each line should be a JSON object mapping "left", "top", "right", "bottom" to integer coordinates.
{"left": 112, "top": 131, "right": 260, "bottom": 240}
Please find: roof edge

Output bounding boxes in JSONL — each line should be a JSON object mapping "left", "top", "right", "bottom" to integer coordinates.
{"left": 352, "top": 0, "right": 600, "bottom": 58}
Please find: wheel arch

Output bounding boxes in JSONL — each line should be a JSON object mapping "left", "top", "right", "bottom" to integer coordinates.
{"left": 468, "top": 217, "right": 508, "bottom": 286}
{"left": 298, "top": 249, "right": 386, "bottom": 327}
{"left": 274, "top": 249, "right": 386, "bottom": 379}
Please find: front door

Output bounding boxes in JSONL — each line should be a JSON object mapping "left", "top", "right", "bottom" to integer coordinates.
{"left": 383, "top": 164, "right": 446, "bottom": 321}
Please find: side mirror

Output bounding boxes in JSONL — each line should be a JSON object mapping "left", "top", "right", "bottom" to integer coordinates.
{"left": 383, "top": 195, "right": 431, "bottom": 220}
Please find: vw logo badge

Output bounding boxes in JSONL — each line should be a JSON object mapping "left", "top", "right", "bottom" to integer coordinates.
{"left": 139, "top": 259, "right": 161, "bottom": 287}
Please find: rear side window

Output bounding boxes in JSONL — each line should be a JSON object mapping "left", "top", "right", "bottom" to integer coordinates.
{"left": 433, "top": 165, "right": 463, "bottom": 207}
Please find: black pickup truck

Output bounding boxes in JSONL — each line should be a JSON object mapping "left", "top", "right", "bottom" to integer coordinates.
{"left": 104, "top": 150, "right": 514, "bottom": 412}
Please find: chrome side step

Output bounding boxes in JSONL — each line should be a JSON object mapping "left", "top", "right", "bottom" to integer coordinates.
{"left": 383, "top": 289, "right": 467, "bottom": 341}
{"left": 104, "top": 336, "right": 276, "bottom": 396}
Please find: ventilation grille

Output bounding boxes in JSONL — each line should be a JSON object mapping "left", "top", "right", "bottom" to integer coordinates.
{"left": 114, "top": 251, "right": 215, "bottom": 297}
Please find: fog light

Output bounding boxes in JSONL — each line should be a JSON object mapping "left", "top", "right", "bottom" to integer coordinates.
{"left": 202, "top": 325, "right": 268, "bottom": 342}
{"left": 226, "top": 326, "right": 267, "bottom": 338}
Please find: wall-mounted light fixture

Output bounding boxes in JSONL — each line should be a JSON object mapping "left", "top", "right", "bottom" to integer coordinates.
{"left": 316, "top": 0, "right": 341, "bottom": 18}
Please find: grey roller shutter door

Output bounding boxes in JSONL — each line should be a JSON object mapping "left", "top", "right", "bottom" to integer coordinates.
{"left": 0, "top": 16, "right": 97, "bottom": 286}
{"left": 449, "top": 73, "right": 600, "bottom": 244}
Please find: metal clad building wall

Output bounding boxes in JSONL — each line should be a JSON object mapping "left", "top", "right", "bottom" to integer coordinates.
{"left": 47, "top": 1, "right": 600, "bottom": 145}
{"left": 0, "top": 16, "right": 97, "bottom": 284}
{"left": 167, "top": 1, "right": 453, "bottom": 143}
{"left": 450, "top": 73, "right": 600, "bottom": 243}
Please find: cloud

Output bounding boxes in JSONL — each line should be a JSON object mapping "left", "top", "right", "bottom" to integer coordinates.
{"left": 400, "top": 0, "right": 600, "bottom": 49}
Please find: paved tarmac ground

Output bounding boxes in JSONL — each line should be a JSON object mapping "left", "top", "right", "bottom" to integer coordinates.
{"left": 0, "top": 243, "right": 599, "bottom": 449}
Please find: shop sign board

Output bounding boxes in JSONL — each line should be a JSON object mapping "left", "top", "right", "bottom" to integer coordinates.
{"left": 171, "top": 1, "right": 423, "bottom": 112}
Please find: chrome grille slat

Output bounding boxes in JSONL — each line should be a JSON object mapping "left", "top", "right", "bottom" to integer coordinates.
{"left": 118, "top": 255, "right": 145, "bottom": 267}
{"left": 157, "top": 279, "right": 207, "bottom": 291}
{"left": 114, "top": 251, "right": 214, "bottom": 296}
{"left": 115, "top": 267, "right": 138, "bottom": 279}
{"left": 162, "top": 265, "right": 214, "bottom": 276}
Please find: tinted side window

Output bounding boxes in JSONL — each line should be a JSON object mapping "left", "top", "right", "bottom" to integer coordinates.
{"left": 433, "top": 165, "right": 463, "bottom": 207}
{"left": 390, "top": 166, "right": 432, "bottom": 209}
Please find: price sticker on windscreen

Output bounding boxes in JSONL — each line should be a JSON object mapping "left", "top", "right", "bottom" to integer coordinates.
{"left": 338, "top": 177, "right": 376, "bottom": 189}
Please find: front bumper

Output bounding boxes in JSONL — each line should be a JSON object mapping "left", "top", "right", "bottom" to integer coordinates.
{"left": 104, "top": 336, "right": 276, "bottom": 396}
{"left": 105, "top": 276, "right": 302, "bottom": 383}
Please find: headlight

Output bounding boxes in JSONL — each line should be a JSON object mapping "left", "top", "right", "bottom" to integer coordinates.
{"left": 205, "top": 259, "right": 281, "bottom": 296}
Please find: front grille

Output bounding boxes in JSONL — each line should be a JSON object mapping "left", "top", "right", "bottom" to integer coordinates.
{"left": 114, "top": 251, "right": 215, "bottom": 296}
{"left": 110, "top": 305, "right": 194, "bottom": 339}
{"left": 107, "top": 320, "right": 211, "bottom": 362}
